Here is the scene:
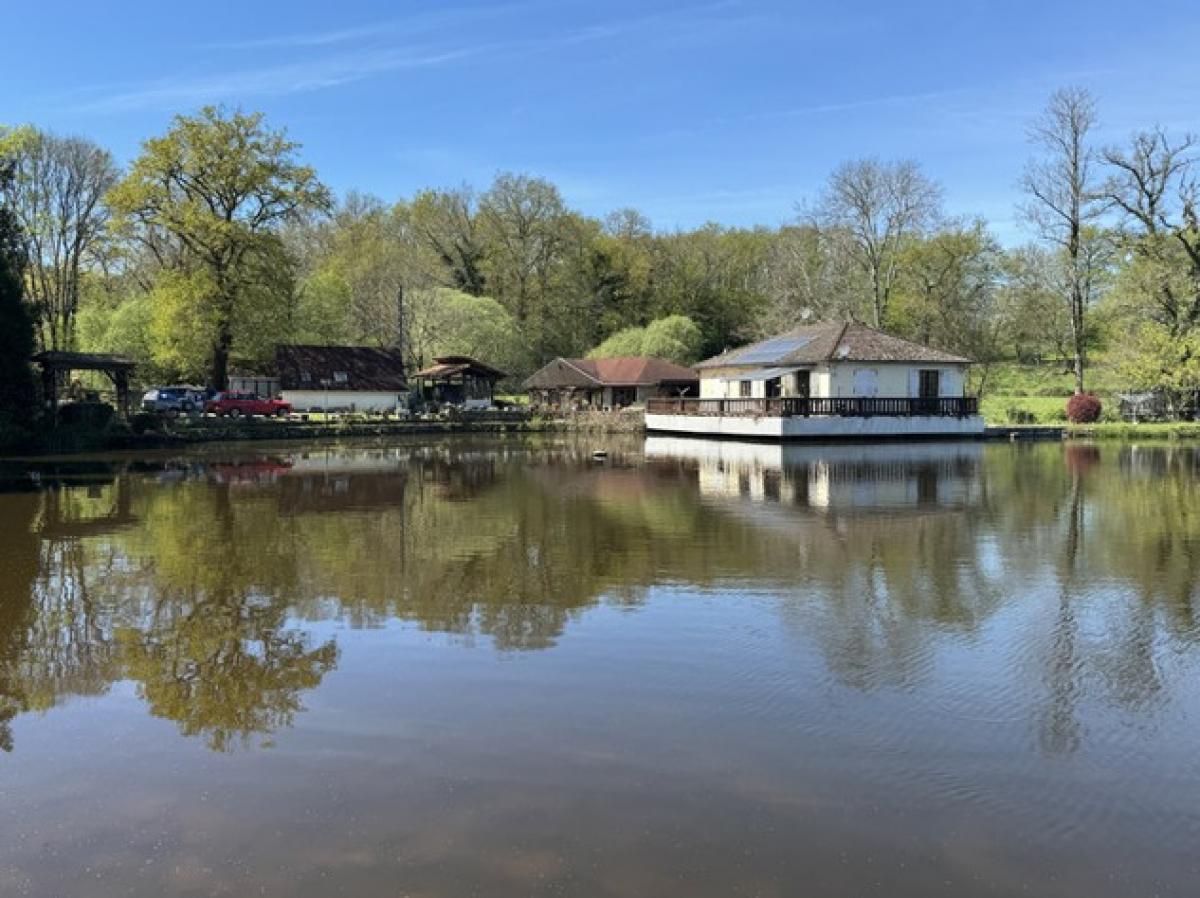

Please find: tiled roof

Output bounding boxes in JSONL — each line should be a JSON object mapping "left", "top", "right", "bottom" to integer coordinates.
{"left": 696, "top": 322, "right": 970, "bottom": 368}
{"left": 276, "top": 345, "right": 407, "bottom": 391}
{"left": 523, "top": 356, "right": 699, "bottom": 389}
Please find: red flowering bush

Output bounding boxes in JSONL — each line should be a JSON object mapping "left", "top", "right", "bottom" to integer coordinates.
{"left": 1066, "top": 393, "right": 1103, "bottom": 424}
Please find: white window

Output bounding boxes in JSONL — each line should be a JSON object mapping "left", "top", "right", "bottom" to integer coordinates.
{"left": 333, "top": 371, "right": 349, "bottom": 384}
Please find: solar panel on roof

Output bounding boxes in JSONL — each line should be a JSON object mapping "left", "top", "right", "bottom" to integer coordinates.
{"left": 733, "top": 336, "right": 813, "bottom": 364}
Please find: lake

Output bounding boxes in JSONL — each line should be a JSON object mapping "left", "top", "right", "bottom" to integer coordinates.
{"left": 1, "top": 436, "right": 1198, "bottom": 897}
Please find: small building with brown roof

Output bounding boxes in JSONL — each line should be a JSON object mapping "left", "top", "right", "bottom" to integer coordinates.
{"left": 695, "top": 321, "right": 972, "bottom": 402}
{"left": 276, "top": 345, "right": 408, "bottom": 413}
{"left": 524, "top": 356, "right": 698, "bottom": 410}
{"left": 412, "top": 356, "right": 508, "bottom": 409}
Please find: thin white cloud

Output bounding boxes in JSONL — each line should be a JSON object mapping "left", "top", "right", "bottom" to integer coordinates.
{"left": 739, "top": 87, "right": 969, "bottom": 123}
{"left": 206, "top": 2, "right": 540, "bottom": 51}
{"left": 64, "top": 0, "right": 754, "bottom": 115}
{"left": 73, "top": 46, "right": 482, "bottom": 113}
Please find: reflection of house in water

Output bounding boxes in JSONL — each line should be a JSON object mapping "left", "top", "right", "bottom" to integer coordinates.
{"left": 644, "top": 437, "right": 983, "bottom": 513}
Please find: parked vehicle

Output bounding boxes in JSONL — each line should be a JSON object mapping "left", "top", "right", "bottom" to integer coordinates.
{"left": 204, "top": 391, "right": 292, "bottom": 418}
{"left": 142, "top": 386, "right": 206, "bottom": 416}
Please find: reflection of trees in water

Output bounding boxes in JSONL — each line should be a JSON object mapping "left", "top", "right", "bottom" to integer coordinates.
{"left": 2, "top": 441, "right": 1199, "bottom": 755}
{"left": 0, "top": 492, "right": 40, "bottom": 752}
{"left": 117, "top": 589, "right": 337, "bottom": 751}
{"left": 0, "top": 479, "right": 339, "bottom": 753}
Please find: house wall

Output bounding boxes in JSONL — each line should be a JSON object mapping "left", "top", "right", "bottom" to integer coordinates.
{"left": 282, "top": 390, "right": 407, "bottom": 412}
{"left": 229, "top": 375, "right": 280, "bottom": 397}
{"left": 826, "top": 363, "right": 966, "bottom": 398}
{"left": 702, "top": 363, "right": 967, "bottom": 400}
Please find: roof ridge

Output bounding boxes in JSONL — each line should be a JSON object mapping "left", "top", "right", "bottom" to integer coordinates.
{"left": 559, "top": 357, "right": 603, "bottom": 384}
{"left": 824, "top": 320, "right": 852, "bottom": 361}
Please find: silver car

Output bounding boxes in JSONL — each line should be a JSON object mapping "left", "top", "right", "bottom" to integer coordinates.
{"left": 141, "top": 386, "right": 206, "bottom": 416}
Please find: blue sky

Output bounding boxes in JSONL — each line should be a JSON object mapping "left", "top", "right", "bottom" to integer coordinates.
{"left": 6, "top": 0, "right": 1199, "bottom": 240}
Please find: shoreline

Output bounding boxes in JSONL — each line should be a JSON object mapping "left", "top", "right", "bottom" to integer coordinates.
{"left": 5, "top": 414, "right": 1200, "bottom": 460}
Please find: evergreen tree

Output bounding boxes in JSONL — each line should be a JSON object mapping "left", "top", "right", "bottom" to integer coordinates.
{"left": 0, "top": 160, "right": 37, "bottom": 439}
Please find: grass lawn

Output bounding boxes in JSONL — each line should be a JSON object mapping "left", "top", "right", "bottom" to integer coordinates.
{"left": 978, "top": 360, "right": 1126, "bottom": 425}
{"left": 981, "top": 395, "right": 1071, "bottom": 425}
{"left": 1066, "top": 422, "right": 1200, "bottom": 440}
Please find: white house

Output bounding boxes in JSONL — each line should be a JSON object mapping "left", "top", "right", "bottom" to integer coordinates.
{"left": 645, "top": 321, "right": 985, "bottom": 440}
{"left": 275, "top": 345, "right": 408, "bottom": 413}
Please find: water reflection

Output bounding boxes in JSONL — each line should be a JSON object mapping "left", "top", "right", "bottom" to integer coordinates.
{"left": 0, "top": 438, "right": 1198, "bottom": 761}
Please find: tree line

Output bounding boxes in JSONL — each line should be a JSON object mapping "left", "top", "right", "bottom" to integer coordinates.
{"left": 1, "top": 89, "right": 1198, "bottom": 412}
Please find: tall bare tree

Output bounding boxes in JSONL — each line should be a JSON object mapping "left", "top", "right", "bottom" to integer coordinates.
{"left": 807, "top": 158, "right": 942, "bottom": 328}
{"left": 1020, "top": 87, "right": 1107, "bottom": 393}
{"left": 0, "top": 127, "right": 118, "bottom": 351}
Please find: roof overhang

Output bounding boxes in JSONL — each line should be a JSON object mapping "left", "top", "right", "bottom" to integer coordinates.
{"left": 724, "top": 366, "right": 806, "bottom": 381}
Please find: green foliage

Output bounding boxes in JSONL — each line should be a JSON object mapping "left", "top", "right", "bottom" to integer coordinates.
{"left": 410, "top": 288, "right": 527, "bottom": 379}
{"left": 588, "top": 325, "right": 647, "bottom": 359}
{"left": 588, "top": 314, "right": 704, "bottom": 365}
{"left": 108, "top": 106, "right": 330, "bottom": 387}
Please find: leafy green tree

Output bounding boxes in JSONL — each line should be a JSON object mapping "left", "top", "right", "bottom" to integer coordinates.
{"left": 588, "top": 325, "right": 646, "bottom": 358}
{"left": 108, "top": 107, "right": 330, "bottom": 388}
{"left": 408, "top": 288, "right": 527, "bottom": 377}
{"left": 642, "top": 314, "right": 704, "bottom": 364}
{"left": 588, "top": 314, "right": 704, "bottom": 364}
{"left": 1102, "top": 129, "right": 1200, "bottom": 414}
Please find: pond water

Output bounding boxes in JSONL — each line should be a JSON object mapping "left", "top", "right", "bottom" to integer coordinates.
{"left": 1, "top": 436, "right": 1198, "bottom": 897}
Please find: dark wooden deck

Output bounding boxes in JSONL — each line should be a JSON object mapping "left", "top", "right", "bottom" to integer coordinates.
{"left": 646, "top": 397, "right": 980, "bottom": 418}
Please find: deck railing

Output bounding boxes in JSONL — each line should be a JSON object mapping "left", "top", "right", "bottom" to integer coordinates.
{"left": 645, "top": 396, "right": 980, "bottom": 418}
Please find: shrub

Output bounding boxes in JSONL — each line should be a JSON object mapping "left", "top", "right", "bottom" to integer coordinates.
{"left": 1066, "top": 392, "right": 1103, "bottom": 424}
{"left": 129, "top": 412, "right": 159, "bottom": 434}
{"left": 58, "top": 402, "right": 115, "bottom": 429}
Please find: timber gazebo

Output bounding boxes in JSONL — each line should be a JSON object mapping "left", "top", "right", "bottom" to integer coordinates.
{"left": 412, "top": 356, "right": 507, "bottom": 408}
{"left": 33, "top": 351, "right": 137, "bottom": 418}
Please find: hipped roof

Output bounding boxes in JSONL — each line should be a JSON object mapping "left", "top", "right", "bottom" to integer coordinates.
{"left": 696, "top": 321, "right": 970, "bottom": 369}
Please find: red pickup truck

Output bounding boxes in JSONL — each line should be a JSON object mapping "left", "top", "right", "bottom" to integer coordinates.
{"left": 204, "top": 391, "right": 292, "bottom": 418}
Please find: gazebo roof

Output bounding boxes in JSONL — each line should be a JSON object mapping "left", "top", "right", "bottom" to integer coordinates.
{"left": 413, "top": 355, "right": 508, "bottom": 381}
{"left": 32, "top": 351, "right": 137, "bottom": 372}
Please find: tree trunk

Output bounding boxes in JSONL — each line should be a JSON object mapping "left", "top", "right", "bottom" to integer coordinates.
{"left": 211, "top": 320, "right": 232, "bottom": 391}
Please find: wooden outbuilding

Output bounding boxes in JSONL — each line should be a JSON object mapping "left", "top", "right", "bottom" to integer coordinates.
{"left": 412, "top": 356, "right": 508, "bottom": 409}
